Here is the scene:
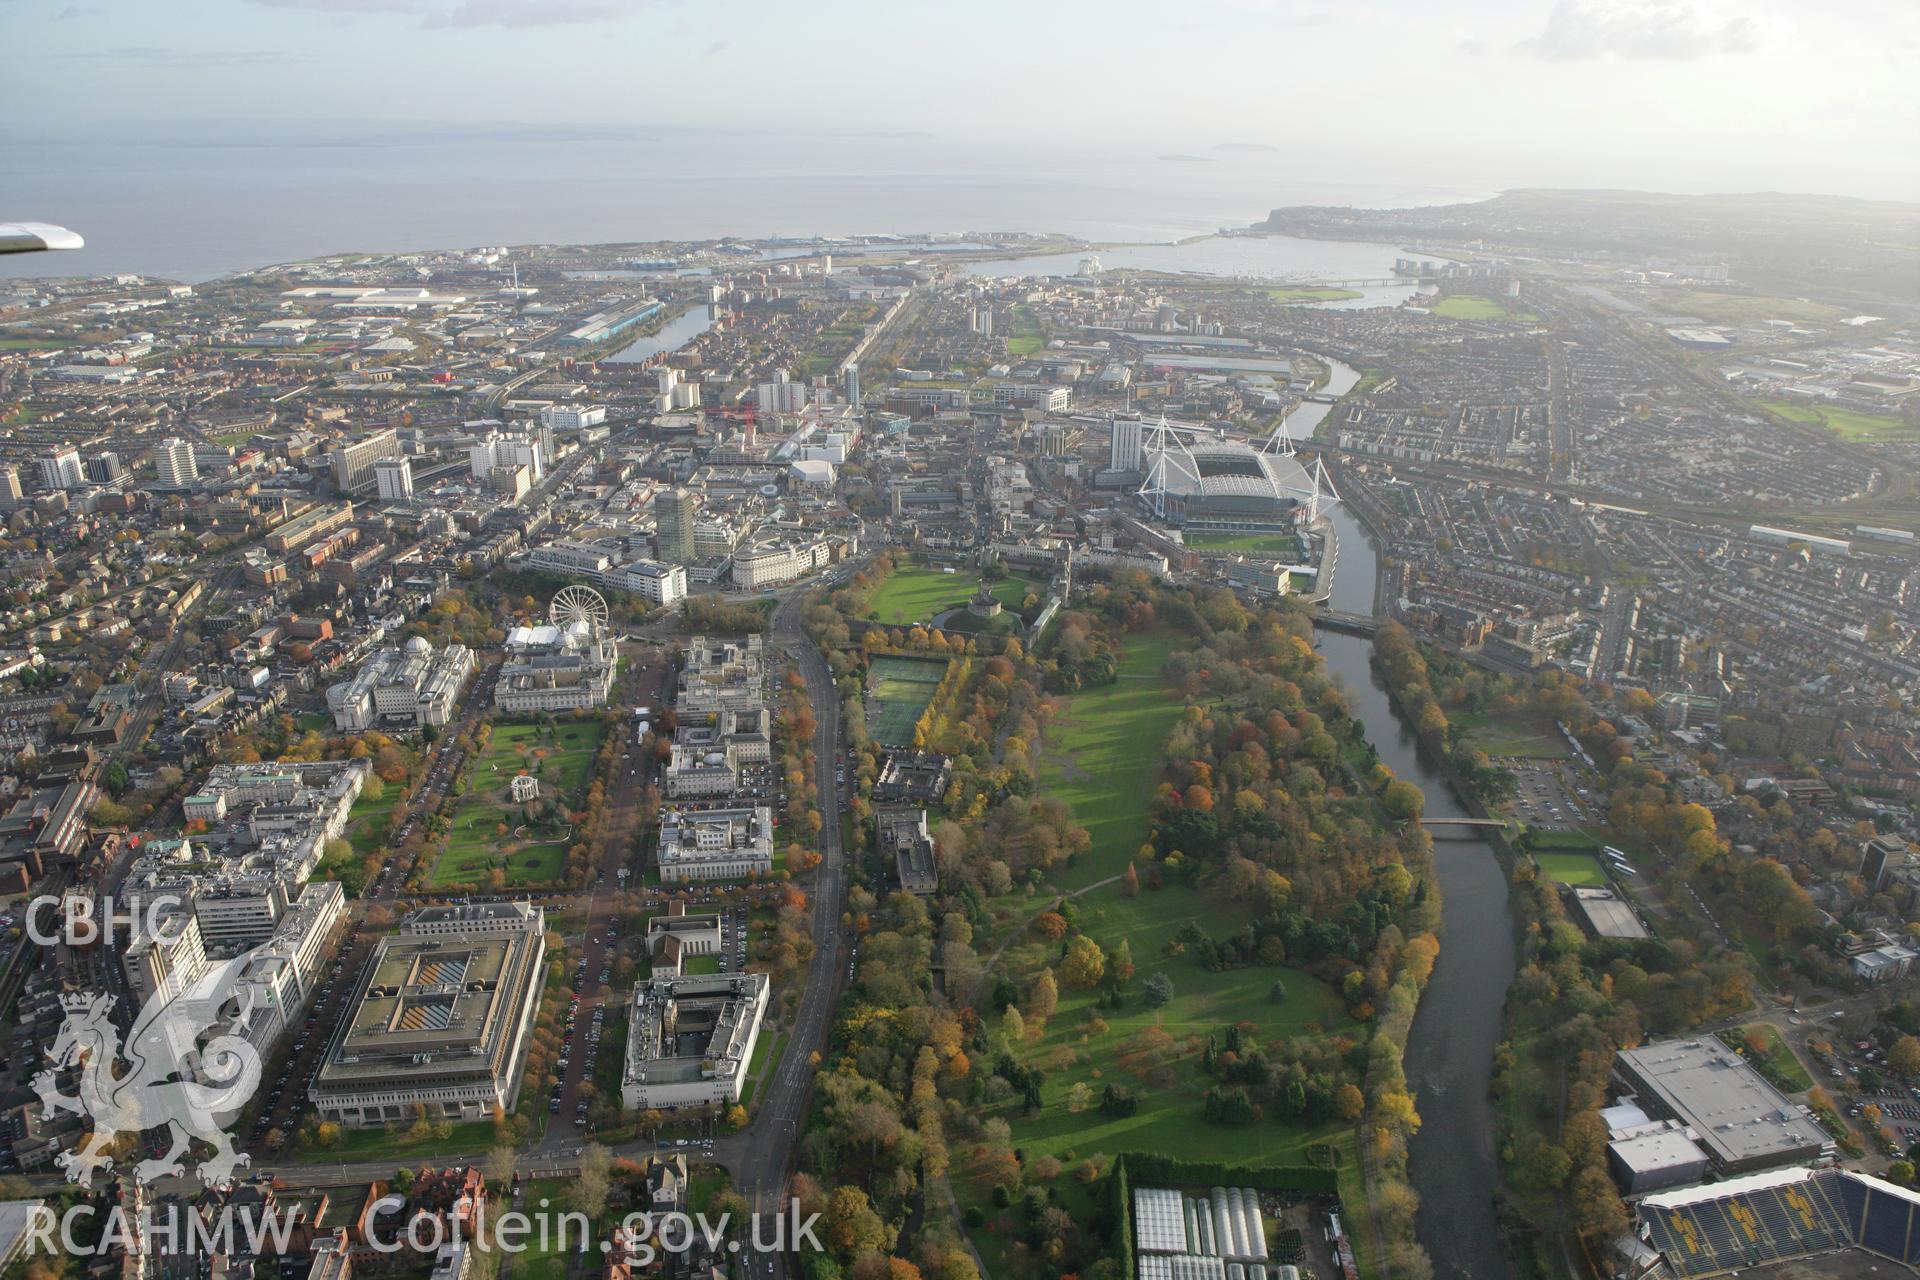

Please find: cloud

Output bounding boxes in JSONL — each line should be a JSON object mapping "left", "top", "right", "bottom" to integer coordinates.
{"left": 702, "top": 38, "right": 728, "bottom": 57}
{"left": 1209, "top": 0, "right": 1341, "bottom": 21}
{"left": 248, "top": 0, "right": 664, "bottom": 26}
{"left": 56, "top": 5, "right": 103, "bottom": 18}
{"left": 1512, "top": 0, "right": 1769, "bottom": 60}
{"left": 55, "top": 44, "right": 310, "bottom": 67}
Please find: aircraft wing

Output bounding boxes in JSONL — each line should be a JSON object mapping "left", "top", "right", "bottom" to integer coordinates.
{"left": 0, "top": 222, "right": 84, "bottom": 254}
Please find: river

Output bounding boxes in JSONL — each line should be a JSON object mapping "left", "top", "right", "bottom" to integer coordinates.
{"left": 1293, "top": 361, "right": 1516, "bottom": 1279}
{"left": 962, "top": 235, "right": 1425, "bottom": 310}
{"left": 607, "top": 305, "right": 719, "bottom": 364}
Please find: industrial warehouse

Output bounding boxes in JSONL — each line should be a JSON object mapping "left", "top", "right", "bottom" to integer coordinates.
{"left": 1611, "top": 1037, "right": 1834, "bottom": 1180}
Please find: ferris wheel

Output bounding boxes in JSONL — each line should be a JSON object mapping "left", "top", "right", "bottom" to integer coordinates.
{"left": 550, "top": 585, "right": 609, "bottom": 633}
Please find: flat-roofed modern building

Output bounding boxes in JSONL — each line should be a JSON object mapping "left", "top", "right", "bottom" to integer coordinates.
{"left": 1565, "top": 886, "right": 1649, "bottom": 940}
{"left": 620, "top": 972, "right": 767, "bottom": 1111}
{"left": 332, "top": 429, "right": 400, "bottom": 495}
{"left": 606, "top": 558, "right": 686, "bottom": 606}
{"left": 1614, "top": 1036, "right": 1832, "bottom": 1176}
{"left": 311, "top": 903, "right": 546, "bottom": 1127}
{"left": 1608, "top": 1122, "right": 1713, "bottom": 1194}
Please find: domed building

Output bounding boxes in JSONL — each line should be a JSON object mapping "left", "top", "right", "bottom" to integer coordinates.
{"left": 326, "top": 634, "right": 478, "bottom": 732}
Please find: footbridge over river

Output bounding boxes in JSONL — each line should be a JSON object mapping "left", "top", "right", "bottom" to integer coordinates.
{"left": 1309, "top": 608, "right": 1378, "bottom": 636}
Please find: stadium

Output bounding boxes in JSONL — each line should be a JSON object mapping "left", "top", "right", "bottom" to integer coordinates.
{"left": 1630, "top": 1166, "right": 1920, "bottom": 1277}
{"left": 1138, "top": 422, "right": 1331, "bottom": 535}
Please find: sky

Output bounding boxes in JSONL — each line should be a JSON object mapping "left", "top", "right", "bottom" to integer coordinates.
{"left": 4, "top": 0, "right": 1919, "bottom": 202}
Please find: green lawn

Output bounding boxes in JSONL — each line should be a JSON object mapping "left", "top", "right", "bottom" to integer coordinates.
{"left": 427, "top": 720, "right": 603, "bottom": 889}
{"left": 742, "top": 1028, "right": 787, "bottom": 1107}
{"left": 682, "top": 953, "right": 721, "bottom": 976}
{"left": 1452, "top": 709, "right": 1568, "bottom": 760}
{"left": 1757, "top": 399, "right": 1920, "bottom": 443}
{"left": 1265, "top": 286, "right": 1362, "bottom": 303}
{"left": 689, "top": 1169, "right": 729, "bottom": 1215}
{"left": 1742, "top": 1023, "right": 1815, "bottom": 1092}
{"left": 316, "top": 785, "right": 402, "bottom": 892}
{"left": 866, "top": 565, "right": 1041, "bottom": 627}
{"left": 1006, "top": 304, "right": 1044, "bottom": 356}
{"left": 1431, "top": 295, "right": 1530, "bottom": 322}
{"left": 1534, "top": 851, "right": 1606, "bottom": 887}
{"left": 991, "top": 879, "right": 1354, "bottom": 1166}
{"left": 515, "top": 1177, "right": 586, "bottom": 1280}
{"left": 1184, "top": 532, "right": 1302, "bottom": 557}
{"left": 1665, "top": 291, "right": 1848, "bottom": 326}
{"left": 994, "top": 625, "right": 1357, "bottom": 1171}
{"left": 311, "top": 1118, "right": 502, "bottom": 1164}
{"left": 343, "top": 787, "right": 401, "bottom": 857}
{"left": 1038, "top": 630, "right": 1184, "bottom": 890}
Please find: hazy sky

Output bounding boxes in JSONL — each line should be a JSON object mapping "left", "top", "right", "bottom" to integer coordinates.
{"left": 6, "top": 0, "right": 1918, "bottom": 200}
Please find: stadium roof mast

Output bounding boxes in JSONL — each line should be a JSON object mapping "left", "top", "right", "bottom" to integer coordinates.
{"left": 1137, "top": 413, "right": 1195, "bottom": 520}
{"left": 1260, "top": 415, "right": 1298, "bottom": 458}
{"left": 1257, "top": 414, "right": 1338, "bottom": 522}
{"left": 1304, "top": 452, "right": 1338, "bottom": 523}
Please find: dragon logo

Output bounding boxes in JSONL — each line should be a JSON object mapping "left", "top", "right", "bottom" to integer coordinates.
{"left": 33, "top": 946, "right": 275, "bottom": 1188}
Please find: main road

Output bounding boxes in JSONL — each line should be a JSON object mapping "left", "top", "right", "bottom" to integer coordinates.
{"left": 729, "top": 587, "right": 852, "bottom": 1277}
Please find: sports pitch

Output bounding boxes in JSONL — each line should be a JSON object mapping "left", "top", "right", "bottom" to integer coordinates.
{"left": 867, "top": 654, "right": 950, "bottom": 746}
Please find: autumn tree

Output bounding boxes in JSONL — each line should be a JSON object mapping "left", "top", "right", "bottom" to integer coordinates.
{"left": 1060, "top": 936, "right": 1106, "bottom": 990}
{"left": 1026, "top": 970, "right": 1058, "bottom": 1021}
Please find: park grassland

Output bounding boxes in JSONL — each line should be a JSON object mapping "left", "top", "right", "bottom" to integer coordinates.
{"left": 1741, "top": 1022, "right": 1815, "bottom": 1092}
{"left": 343, "top": 785, "right": 401, "bottom": 857}
{"left": 864, "top": 564, "right": 1042, "bottom": 628}
{"left": 1451, "top": 706, "right": 1566, "bottom": 759}
{"left": 1006, "top": 304, "right": 1044, "bottom": 356}
{"left": 1430, "top": 295, "right": 1517, "bottom": 321}
{"left": 1266, "top": 285, "right": 1363, "bottom": 303}
{"left": 1758, "top": 398, "right": 1920, "bottom": 443}
{"left": 1036, "top": 630, "right": 1185, "bottom": 891}
{"left": 969, "top": 624, "right": 1357, "bottom": 1228}
{"left": 998, "top": 884, "right": 1354, "bottom": 1161}
{"left": 427, "top": 719, "right": 604, "bottom": 889}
